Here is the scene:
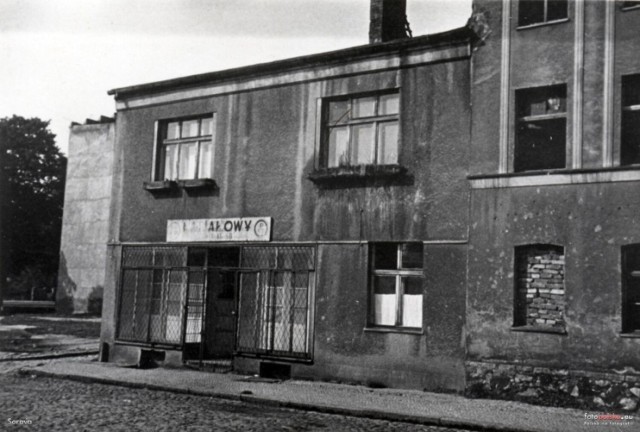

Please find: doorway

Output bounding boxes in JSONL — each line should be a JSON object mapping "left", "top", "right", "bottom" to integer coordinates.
{"left": 184, "top": 247, "right": 240, "bottom": 371}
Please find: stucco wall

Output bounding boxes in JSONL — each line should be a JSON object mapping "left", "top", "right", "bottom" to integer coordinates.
{"left": 471, "top": 0, "right": 640, "bottom": 174}
{"left": 57, "top": 121, "right": 115, "bottom": 314}
{"left": 468, "top": 182, "right": 640, "bottom": 370}
{"left": 101, "top": 44, "right": 472, "bottom": 390}
{"left": 114, "top": 59, "right": 470, "bottom": 244}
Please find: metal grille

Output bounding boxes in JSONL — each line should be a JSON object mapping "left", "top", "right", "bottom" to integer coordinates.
{"left": 242, "top": 245, "right": 315, "bottom": 270}
{"left": 122, "top": 246, "right": 186, "bottom": 268}
{"left": 185, "top": 270, "right": 205, "bottom": 343}
{"left": 117, "top": 246, "right": 188, "bottom": 345}
{"left": 237, "top": 249, "right": 313, "bottom": 359}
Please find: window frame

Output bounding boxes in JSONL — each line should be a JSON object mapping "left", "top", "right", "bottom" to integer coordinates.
{"left": 514, "top": 84, "right": 568, "bottom": 172}
{"left": 517, "top": 0, "right": 569, "bottom": 28}
{"left": 621, "top": 245, "right": 640, "bottom": 334}
{"left": 368, "top": 243, "right": 424, "bottom": 330}
{"left": 621, "top": 1, "right": 640, "bottom": 11}
{"left": 512, "top": 244, "right": 567, "bottom": 335}
{"left": 154, "top": 114, "right": 216, "bottom": 181}
{"left": 320, "top": 90, "right": 400, "bottom": 169}
{"left": 621, "top": 74, "right": 640, "bottom": 166}
{"left": 235, "top": 245, "right": 315, "bottom": 361}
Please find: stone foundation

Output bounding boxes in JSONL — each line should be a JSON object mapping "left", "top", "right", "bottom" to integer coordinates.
{"left": 466, "top": 361, "right": 640, "bottom": 412}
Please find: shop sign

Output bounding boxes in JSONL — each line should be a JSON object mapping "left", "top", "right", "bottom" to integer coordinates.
{"left": 167, "top": 217, "right": 272, "bottom": 242}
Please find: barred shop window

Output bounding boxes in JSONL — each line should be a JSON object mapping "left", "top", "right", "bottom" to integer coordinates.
{"left": 370, "top": 243, "right": 423, "bottom": 329}
{"left": 321, "top": 91, "right": 399, "bottom": 168}
{"left": 156, "top": 115, "right": 215, "bottom": 180}
{"left": 514, "top": 245, "right": 566, "bottom": 331}
{"left": 621, "top": 74, "right": 640, "bottom": 166}
{"left": 236, "top": 246, "right": 315, "bottom": 359}
{"left": 515, "top": 85, "right": 567, "bottom": 172}
{"left": 622, "top": 245, "right": 640, "bottom": 333}
{"left": 518, "top": 0, "right": 568, "bottom": 27}
{"left": 117, "top": 247, "right": 188, "bottom": 345}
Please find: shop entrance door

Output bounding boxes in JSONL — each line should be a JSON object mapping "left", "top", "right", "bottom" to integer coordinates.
{"left": 184, "top": 247, "right": 239, "bottom": 371}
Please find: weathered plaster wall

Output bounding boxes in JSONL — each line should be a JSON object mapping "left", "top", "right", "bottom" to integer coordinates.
{"left": 468, "top": 182, "right": 640, "bottom": 370}
{"left": 115, "top": 59, "right": 470, "bottom": 244}
{"left": 236, "top": 242, "right": 467, "bottom": 391}
{"left": 469, "top": 0, "right": 503, "bottom": 175}
{"left": 57, "top": 122, "right": 115, "bottom": 314}
{"left": 102, "top": 50, "right": 472, "bottom": 389}
{"left": 472, "top": 1, "right": 640, "bottom": 174}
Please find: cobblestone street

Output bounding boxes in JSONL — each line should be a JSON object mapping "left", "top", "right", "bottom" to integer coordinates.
{"left": 0, "top": 360, "right": 468, "bottom": 432}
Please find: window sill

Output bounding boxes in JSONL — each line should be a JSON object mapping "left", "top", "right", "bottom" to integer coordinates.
{"left": 516, "top": 18, "right": 569, "bottom": 31}
{"left": 143, "top": 180, "right": 178, "bottom": 192}
{"left": 511, "top": 326, "right": 567, "bottom": 335}
{"left": 620, "top": 331, "right": 640, "bottom": 339}
{"left": 468, "top": 166, "right": 640, "bottom": 189}
{"left": 177, "top": 178, "right": 217, "bottom": 190}
{"left": 143, "top": 178, "right": 217, "bottom": 194}
{"left": 622, "top": 5, "right": 640, "bottom": 12}
{"left": 364, "top": 326, "right": 423, "bottom": 335}
{"left": 308, "top": 164, "right": 409, "bottom": 187}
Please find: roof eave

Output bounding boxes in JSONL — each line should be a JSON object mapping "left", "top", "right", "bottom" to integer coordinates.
{"left": 108, "top": 26, "right": 474, "bottom": 100}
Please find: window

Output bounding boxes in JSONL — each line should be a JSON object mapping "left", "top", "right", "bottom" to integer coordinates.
{"left": 622, "top": 245, "right": 640, "bottom": 333}
{"left": 518, "top": 0, "right": 568, "bottom": 27}
{"left": 157, "top": 115, "right": 215, "bottom": 180}
{"left": 117, "top": 247, "right": 188, "bottom": 345}
{"left": 322, "top": 92, "right": 399, "bottom": 168}
{"left": 514, "top": 245, "right": 566, "bottom": 331}
{"left": 370, "top": 243, "right": 423, "bottom": 329}
{"left": 622, "top": 1, "right": 640, "bottom": 10}
{"left": 621, "top": 74, "right": 640, "bottom": 166}
{"left": 236, "top": 246, "right": 314, "bottom": 359}
{"left": 515, "top": 85, "right": 567, "bottom": 172}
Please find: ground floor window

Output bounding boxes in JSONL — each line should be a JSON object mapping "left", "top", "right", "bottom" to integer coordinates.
{"left": 116, "top": 245, "right": 314, "bottom": 360}
{"left": 514, "top": 245, "right": 566, "bottom": 331}
{"left": 117, "top": 247, "right": 188, "bottom": 345}
{"left": 622, "top": 245, "right": 640, "bottom": 333}
{"left": 236, "top": 246, "right": 314, "bottom": 359}
{"left": 369, "top": 243, "right": 424, "bottom": 329}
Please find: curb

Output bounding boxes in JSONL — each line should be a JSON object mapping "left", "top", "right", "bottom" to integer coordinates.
{"left": 21, "top": 368, "right": 545, "bottom": 432}
{"left": 0, "top": 350, "right": 99, "bottom": 362}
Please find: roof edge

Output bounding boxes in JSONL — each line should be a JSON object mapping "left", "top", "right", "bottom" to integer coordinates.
{"left": 108, "top": 26, "right": 474, "bottom": 99}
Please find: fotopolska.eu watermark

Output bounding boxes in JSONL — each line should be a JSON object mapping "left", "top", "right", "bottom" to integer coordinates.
{"left": 584, "top": 412, "right": 635, "bottom": 427}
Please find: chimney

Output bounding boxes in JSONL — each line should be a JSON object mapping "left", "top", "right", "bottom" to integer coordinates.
{"left": 369, "top": 0, "right": 412, "bottom": 44}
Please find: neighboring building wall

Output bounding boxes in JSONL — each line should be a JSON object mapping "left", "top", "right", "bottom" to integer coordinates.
{"left": 467, "top": 0, "right": 640, "bottom": 409}
{"left": 57, "top": 120, "right": 115, "bottom": 314}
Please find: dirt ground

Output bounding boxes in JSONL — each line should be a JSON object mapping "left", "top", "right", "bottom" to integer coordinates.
{"left": 0, "top": 313, "right": 100, "bottom": 354}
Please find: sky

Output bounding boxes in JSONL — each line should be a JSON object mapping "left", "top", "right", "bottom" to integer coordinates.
{"left": 0, "top": 0, "right": 472, "bottom": 155}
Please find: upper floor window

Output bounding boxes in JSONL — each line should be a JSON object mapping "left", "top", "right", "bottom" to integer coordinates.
{"left": 621, "top": 74, "right": 640, "bottom": 166}
{"left": 518, "top": 0, "right": 568, "bottom": 27}
{"left": 515, "top": 84, "right": 567, "bottom": 172}
{"left": 370, "top": 242, "right": 423, "bottom": 329}
{"left": 157, "top": 115, "right": 215, "bottom": 181}
{"left": 321, "top": 92, "right": 399, "bottom": 169}
{"left": 622, "top": 1, "right": 640, "bottom": 10}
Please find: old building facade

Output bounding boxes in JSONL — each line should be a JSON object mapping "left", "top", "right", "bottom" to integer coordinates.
{"left": 92, "top": 0, "right": 640, "bottom": 408}
{"left": 467, "top": 0, "right": 640, "bottom": 408}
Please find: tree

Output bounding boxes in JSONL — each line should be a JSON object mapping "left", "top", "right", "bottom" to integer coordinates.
{"left": 0, "top": 115, "right": 67, "bottom": 303}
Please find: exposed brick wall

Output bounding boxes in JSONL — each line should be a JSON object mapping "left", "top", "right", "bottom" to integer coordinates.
{"left": 515, "top": 246, "right": 565, "bottom": 329}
